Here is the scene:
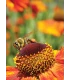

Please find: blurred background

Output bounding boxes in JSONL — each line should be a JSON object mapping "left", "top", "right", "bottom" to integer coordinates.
{"left": 6, "top": 0, "right": 64, "bottom": 66}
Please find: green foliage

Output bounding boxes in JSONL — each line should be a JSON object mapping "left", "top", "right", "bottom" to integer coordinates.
{"left": 6, "top": 0, "right": 64, "bottom": 66}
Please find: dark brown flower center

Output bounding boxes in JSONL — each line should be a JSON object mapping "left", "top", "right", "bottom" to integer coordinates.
{"left": 19, "top": 43, "right": 46, "bottom": 56}
{"left": 14, "top": 43, "right": 55, "bottom": 77}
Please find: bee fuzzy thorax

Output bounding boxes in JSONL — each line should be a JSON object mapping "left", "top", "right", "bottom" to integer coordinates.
{"left": 13, "top": 38, "right": 25, "bottom": 50}
{"left": 13, "top": 37, "right": 37, "bottom": 50}
{"left": 13, "top": 31, "right": 36, "bottom": 49}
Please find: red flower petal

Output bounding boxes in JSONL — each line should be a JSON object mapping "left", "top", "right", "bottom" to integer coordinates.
{"left": 55, "top": 47, "right": 64, "bottom": 64}
{"left": 6, "top": 0, "right": 29, "bottom": 12}
{"left": 39, "top": 71, "right": 57, "bottom": 80}
{"left": 50, "top": 63, "right": 64, "bottom": 80}
{"left": 6, "top": 66, "right": 19, "bottom": 80}
{"left": 21, "top": 77, "right": 36, "bottom": 80}
{"left": 6, "top": 66, "right": 36, "bottom": 80}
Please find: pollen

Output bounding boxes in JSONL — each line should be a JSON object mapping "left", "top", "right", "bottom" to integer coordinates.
{"left": 14, "top": 43, "right": 55, "bottom": 77}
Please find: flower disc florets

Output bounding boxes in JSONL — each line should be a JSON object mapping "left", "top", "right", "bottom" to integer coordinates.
{"left": 14, "top": 43, "right": 55, "bottom": 77}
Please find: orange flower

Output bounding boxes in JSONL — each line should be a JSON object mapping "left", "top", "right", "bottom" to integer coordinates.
{"left": 12, "top": 26, "right": 20, "bottom": 33}
{"left": 23, "top": 13, "right": 35, "bottom": 20}
{"left": 37, "top": 19, "right": 64, "bottom": 37}
{"left": 6, "top": 66, "right": 19, "bottom": 80}
{"left": 6, "top": 16, "right": 11, "bottom": 29}
{"left": 6, "top": 42, "right": 10, "bottom": 55}
{"left": 6, "top": 66, "right": 36, "bottom": 80}
{"left": 6, "top": 32, "right": 10, "bottom": 40}
{"left": 6, "top": 43, "right": 64, "bottom": 80}
{"left": 6, "top": 0, "right": 29, "bottom": 12}
{"left": 30, "top": 0, "right": 47, "bottom": 13}
{"left": 53, "top": 6, "right": 64, "bottom": 21}
{"left": 16, "top": 17, "right": 24, "bottom": 25}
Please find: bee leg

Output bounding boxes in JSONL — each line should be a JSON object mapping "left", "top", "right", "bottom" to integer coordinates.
{"left": 27, "top": 39, "right": 36, "bottom": 44}
{"left": 31, "top": 39, "right": 36, "bottom": 42}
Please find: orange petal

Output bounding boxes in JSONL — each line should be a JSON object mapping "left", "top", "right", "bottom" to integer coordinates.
{"left": 54, "top": 6, "right": 64, "bottom": 21}
{"left": 21, "top": 77, "right": 36, "bottom": 80}
{"left": 14, "top": 4, "right": 24, "bottom": 12}
{"left": 24, "top": 13, "right": 35, "bottom": 20}
{"left": 6, "top": 0, "right": 29, "bottom": 12}
{"left": 6, "top": 66, "right": 36, "bottom": 80}
{"left": 31, "top": 0, "right": 47, "bottom": 13}
{"left": 55, "top": 47, "right": 64, "bottom": 64}
{"left": 39, "top": 71, "right": 58, "bottom": 80}
{"left": 6, "top": 66, "right": 19, "bottom": 80}
{"left": 12, "top": 26, "right": 20, "bottom": 33}
{"left": 6, "top": 66, "right": 18, "bottom": 71}
{"left": 37, "top": 20, "right": 64, "bottom": 37}
{"left": 6, "top": 32, "right": 10, "bottom": 40}
{"left": 6, "top": 42, "right": 10, "bottom": 55}
{"left": 16, "top": 17, "right": 24, "bottom": 25}
{"left": 6, "top": 0, "right": 14, "bottom": 10}
{"left": 50, "top": 63, "right": 64, "bottom": 80}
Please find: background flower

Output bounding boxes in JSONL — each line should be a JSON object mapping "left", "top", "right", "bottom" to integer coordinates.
{"left": 53, "top": 6, "right": 64, "bottom": 21}
{"left": 6, "top": 31, "right": 11, "bottom": 40}
{"left": 37, "top": 19, "right": 64, "bottom": 37}
{"left": 6, "top": 0, "right": 64, "bottom": 68}
{"left": 6, "top": 0, "right": 29, "bottom": 12}
{"left": 30, "top": 0, "right": 47, "bottom": 14}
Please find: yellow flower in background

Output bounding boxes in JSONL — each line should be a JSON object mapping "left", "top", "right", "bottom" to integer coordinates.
{"left": 37, "top": 19, "right": 64, "bottom": 37}
{"left": 30, "top": 0, "right": 47, "bottom": 13}
{"left": 6, "top": 43, "right": 64, "bottom": 80}
{"left": 6, "top": 0, "right": 29, "bottom": 12}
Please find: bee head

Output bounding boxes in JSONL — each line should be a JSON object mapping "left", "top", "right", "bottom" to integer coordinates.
{"left": 13, "top": 38, "right": 24, "bottom": 50}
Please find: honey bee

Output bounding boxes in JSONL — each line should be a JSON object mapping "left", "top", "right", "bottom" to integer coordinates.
{"left": 13, "top": 32, "right": 36, "bottom": 50}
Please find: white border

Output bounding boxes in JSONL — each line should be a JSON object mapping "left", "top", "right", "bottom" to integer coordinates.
{"left": 64, "top": 0, "right": 70, "bottom": 80}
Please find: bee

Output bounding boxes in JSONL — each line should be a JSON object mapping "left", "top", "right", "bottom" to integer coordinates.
{"left": 13, "top": 32, "right": 36, "bottom": 50}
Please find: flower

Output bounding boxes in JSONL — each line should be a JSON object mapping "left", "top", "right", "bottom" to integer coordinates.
{"left": 23, "top": 13, "right": 35, "bottom": 20}
{"left": 37, "top": 19, "right": 64, "bottom": 37}
{"left": 53, "top": 6, "right": 64, "bottom": 21}
{"left": 6, "top": 0, "right": 29, "bottom": 12}
{"left": 16, "top": 17, "right": 24, "bottom": 26}
{"left": 6, "top": 42, "right": 10, "bottom": 55}
{"left": 12, "top": 26, "right": 20, "bottom": 38}
{"left": 6, "top": 66, "right": 19, "bottom": 80}
{"left": 12, "top": 26, "right": 20, "bottom": 33}
{"left": 6, "top": 16, "right": 11, "bottom": 29}
{"left": 30, "top": 0, "right": 47, "bottom": 14}
{"left": 6, "top": 43, "right": 64, "bottom": 80}
{"left": 6, "top": 31, "right": 11, "bottom": 40}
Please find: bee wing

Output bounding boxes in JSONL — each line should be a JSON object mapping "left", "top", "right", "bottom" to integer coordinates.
{"left": 22, "top": 31, "right": 33, "bottom": 39}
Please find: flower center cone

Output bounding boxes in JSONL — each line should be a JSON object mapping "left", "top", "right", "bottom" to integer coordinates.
{"left": 14, "top": 43, "right": 55, "bottom": 78}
